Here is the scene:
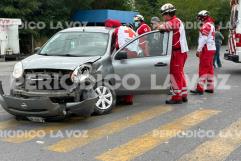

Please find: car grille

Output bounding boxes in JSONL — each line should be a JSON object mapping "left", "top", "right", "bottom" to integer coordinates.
{"left": 24, "top": 69, "right": 74, "bottom": 91}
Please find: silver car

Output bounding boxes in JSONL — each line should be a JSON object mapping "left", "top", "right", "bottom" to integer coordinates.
{"left": 0, "top": 27, "right": 172, "bottom": 121}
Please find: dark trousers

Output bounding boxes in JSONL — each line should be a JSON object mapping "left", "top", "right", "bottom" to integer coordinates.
{"left": 214, "top": 44, "right": 222, "bottom": 68}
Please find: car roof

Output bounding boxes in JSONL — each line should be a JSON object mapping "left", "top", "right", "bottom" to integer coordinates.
{"left": 60, "top": 27, "right": 114, "bottom": 34}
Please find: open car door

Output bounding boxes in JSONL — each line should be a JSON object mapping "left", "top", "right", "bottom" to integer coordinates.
{"left": 112, "top": 31, "right": 173, "bottom": 95}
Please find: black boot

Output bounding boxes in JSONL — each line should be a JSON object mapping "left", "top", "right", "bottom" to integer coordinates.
{"left": 166, "top": 99, "right": 183, "bottom": 105}
{"left": 190, "top": 90, "right": 204, "bottom": 95}
{"left": 205, "top": 90, "right": 214, "bottom": 94}
{"left": 182, "top": 97, "right": 188, "bottom": 103}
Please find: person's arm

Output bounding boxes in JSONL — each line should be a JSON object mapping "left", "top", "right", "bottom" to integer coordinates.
{"left": 196, "top": 24, "right": 211, "bottom": 57}
{"left": 196, "top": 35, "right": 208, "bottom": 57}
{"left": 158, "top": 21, "right": 173, "bottom": 33}
{"left": 197, "top": 35, "right": 208, "bottom": 52}
{"left": 111, "top": 28, "right": 118, "bottom": 52}
{"left": 220, "top": 32, "right": 224, "bottom": 40}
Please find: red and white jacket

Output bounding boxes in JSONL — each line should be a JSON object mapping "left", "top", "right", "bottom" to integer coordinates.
{"left": 161, "top": 16, "right": 189, "bottom": 53}
{"left": 136, "top": 22, "right": 151, "bottom": 36}
{"left": 197, "top": 18, "right": 216, "bottom": 52}
{"left": 113, "top": 26, "right": 137, "bottom": 49}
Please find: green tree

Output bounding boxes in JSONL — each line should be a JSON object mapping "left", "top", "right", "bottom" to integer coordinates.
{"left": 0, "top": 0, "right": 39, "bottom": 18}
{"left": 91, "top": 0, "right": 131, "bottom": 10}
{"left": 156, "top": 0, "right": 230, "bottom": 46}
{"left": 129, "top": 0, "right": 231, "bottom": 46}
{"left": 133, "top": 0, "right": 153, "bottom": 22}
{"left": 64, "top": 0, "right": 94, "bottom": 16}
{"left": 0, "top": 0, "right": 231, "bottom": 46}
{"left": 0, "top": 0, "right": 40, "bottom": 36}
{"left": 33, "top": 0, "right": 70, "bottom": 37}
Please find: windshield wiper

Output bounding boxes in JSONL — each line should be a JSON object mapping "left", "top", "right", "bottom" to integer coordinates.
{"left": 39, "top": 53, "right": 50, "bottom": 56}
{"left": 39, "top": 53, "right": 91, "bottom": 57}
{"left": 38, "top": 53, "right": 75, "bottom": 57}
{"left": 56, "top": 54, "right": 80, "bottom": 57}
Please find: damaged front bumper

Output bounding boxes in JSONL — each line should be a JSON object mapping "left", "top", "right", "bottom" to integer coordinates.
{"left": 0, "top": 82, "right": 98, "bottom": 118}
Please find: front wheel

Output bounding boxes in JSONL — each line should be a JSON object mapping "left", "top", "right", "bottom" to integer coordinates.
{"left": 94, "top": 83, "right": 116, "bottom": 115}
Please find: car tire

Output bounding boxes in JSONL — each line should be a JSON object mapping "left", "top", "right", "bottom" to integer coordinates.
{"left": 94, "top": 82, "right": 116, "bottom": 115}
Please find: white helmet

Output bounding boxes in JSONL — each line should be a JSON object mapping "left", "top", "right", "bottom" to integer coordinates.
{"left": 134, "top": 15, "right": 144, "bottom": 22}
{"left": 160, "top": 3, "right": 176, "bottom": 15}
{"left": 197, "top": 10, "right": 210, "bottom": 21}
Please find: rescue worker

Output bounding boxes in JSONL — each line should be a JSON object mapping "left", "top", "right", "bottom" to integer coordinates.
{"left": 115, "top": 25, "right": 137, "bottom": 105}
{"left": 214, "top": 24, "right": 224, "bottom": 68}
{"left": 115, "top": 15, "right": 151, "bottom": 105}
{"left": 105, "top": 19, "right": 136, "bottom": 105}
{"left": 191, "top": 10, "right": 216, "bottom": 95}
{"left": 105, "top": 19, "right": 136, "bottom": 51}
{"left": 112, "top": 23, "right": 137, "bottom": 50}
{"left": 158, "top": 3, "right": 189, "bottom": 104}
{"left": 105, "top": 19, "right": 122, "bottom": 52}
{"left": 149, "top": 17, "right": 163, "bottom": 55}
{"left": 134, "top": 15, "right": 151, "bottom": 35}
{"left": 151, "top": 17, "right": 161, "bottom": 30}
{"left": 134, "top": 14, "right": 151, "bottom": 57}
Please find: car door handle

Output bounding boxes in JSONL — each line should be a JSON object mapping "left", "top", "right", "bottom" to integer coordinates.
{"left": 154, "top": 62, "right": 168, "bottom": 67}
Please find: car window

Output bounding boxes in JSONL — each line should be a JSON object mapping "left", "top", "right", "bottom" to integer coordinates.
{"left": 115, "top": 31, "right": 168, "bottom": 60}
{"left": 40, "top": 32, "right": 109, "bottom": 57}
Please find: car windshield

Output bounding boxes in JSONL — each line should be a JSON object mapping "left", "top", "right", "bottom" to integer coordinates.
{"left": 39, "top": 32, "right": 109, "bottom": 57}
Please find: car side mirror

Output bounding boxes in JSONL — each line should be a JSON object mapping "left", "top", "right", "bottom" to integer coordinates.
{"left": 34, "top": 47, "right": 41, "bottom": 53}
{"left": 115, "top": 51, "right": 128, "bottom": 60}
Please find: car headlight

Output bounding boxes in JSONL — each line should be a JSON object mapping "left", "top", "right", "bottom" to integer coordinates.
{"left": 13, "top": 62, "right": 23, "bottom": 79}
{"left": 71, "top": 65, "right": 91, "bottom": 83}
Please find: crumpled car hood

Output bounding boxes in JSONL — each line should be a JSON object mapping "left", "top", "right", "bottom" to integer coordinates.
{"left": 22, "top": 54, "right": 101, "bottom": 70}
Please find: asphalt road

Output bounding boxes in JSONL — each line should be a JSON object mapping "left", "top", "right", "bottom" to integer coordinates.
{"left": 0, "top": 48, "right": 241, "bottom": 161}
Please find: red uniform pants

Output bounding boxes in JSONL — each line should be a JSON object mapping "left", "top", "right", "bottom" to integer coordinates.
{"left": 197, "top": 47, "right": 216, "bottom": 92}
{"left": 170, "top": 51, "right": 188, "bottom": 101}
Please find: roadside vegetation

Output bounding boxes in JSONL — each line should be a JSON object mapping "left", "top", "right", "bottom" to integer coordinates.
{"left": 0, "top": 0, "right": 230, "bottom": 47}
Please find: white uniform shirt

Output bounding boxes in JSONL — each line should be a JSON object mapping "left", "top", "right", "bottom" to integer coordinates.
{"left": 197, "top": 22, "right": 216, "bottom": 52}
